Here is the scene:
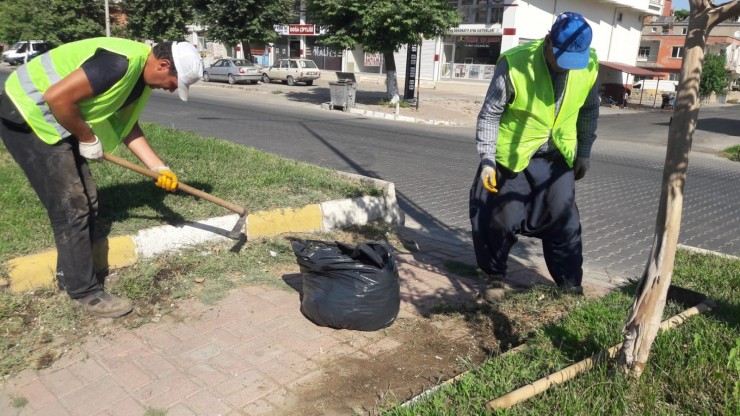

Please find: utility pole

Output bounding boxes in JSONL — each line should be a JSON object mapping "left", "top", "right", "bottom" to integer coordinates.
{"left": 105, "top": 0, "right": 111, "bottom": 37}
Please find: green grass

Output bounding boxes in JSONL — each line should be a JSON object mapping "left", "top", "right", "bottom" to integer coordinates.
{"left": 378, "top": 99, "right": 412, "bottom": 108}
{"left": 723, "top": 145, "right": 740, "bottom": 162}
{"left": 384, "top": 250, "right": 740, "bottom": 415}
{"left": 0, "top": 122, "right": 378, "bottom": 263}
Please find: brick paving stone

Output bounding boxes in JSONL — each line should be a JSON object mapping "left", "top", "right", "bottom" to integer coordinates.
{"left": 142, "top": 380, "right": 200, "bottom": 410}
{"left": 98, "top": 344, "right": 154, "bottom": 372}
{"left": 133, "top": 371, "right": 193, "bottom": 402}
{"left": 186, "top": 362, "right": 230, "bottom": 387}
{"left": 220, "top": 318, "right": 264, "bottom": 341}
{"left": 15, "top": 379, "right": 56, "bottom": 410}
{"left": 179, "top": 389, "right": 233, "bottom": 416}
{"left": 107, "top": 396, "right": 146, "bottom": 416}
{"left": 256, "top": 314, "right": 298, "bottom": 333}
{"left": 234, "top": 335, "right": 289, "bottom": 365}
{"left": 110, "top": 362, "right": 155, "bottom": 391}
{"left": 240, "top": 398, "right": 281, "bottom": 416}
{"left": 67, "top": 358, "right": 108, "bottom": 384}
{"left": 163, "top": 403, "right": 198, "bottom": 416}
{"left": 205, "top": 327, "right": 244, "bottom": 349}
{"left": 165, "top": 322, "right": 205, "bottom": 342}
{"left": 39, "top": 368, "right": 85, "bottom": 398}
{"left": 137, "top": 327, "right": 181, "bottom": 351}
{"left": 216, "top": 369, "right": 279, "bottom": 408}
{"left": 133, "top": 351, "right": 178, "bottom": 379}
{"left": 61, "top": 376, "right": 127, "bottom": 416}
{"left": 161, "top": 333, "right": 210, "bottom": 359}
{"left": 32, "top": 401, "right": 73, "bottom": 416}
{"left": 205, "top": 350, "right": 254, "bottom": 376}
{"left": 255, "top": 358, "right": 300, "bottom": 385}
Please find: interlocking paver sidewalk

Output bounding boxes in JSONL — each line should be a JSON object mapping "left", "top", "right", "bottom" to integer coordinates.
{"left": 0, "top": 228, "right": 615, "bottom": 416}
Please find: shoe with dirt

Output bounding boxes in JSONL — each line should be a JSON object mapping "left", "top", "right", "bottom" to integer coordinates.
{"left": 479, "top": 275, "right": 513, "bottom": 303}
{"left": 75, "top": 291, "right": 133, "bottom": 318}
{"left": 557, "top": 280, "right": 584, "bottom": 296}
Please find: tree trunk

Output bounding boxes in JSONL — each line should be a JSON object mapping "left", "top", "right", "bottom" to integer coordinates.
{"left": 383, "top": 51, "right": 400, "bottom": 103}
{"left": 617, "top": 0, "right": 739, "bottom": 377}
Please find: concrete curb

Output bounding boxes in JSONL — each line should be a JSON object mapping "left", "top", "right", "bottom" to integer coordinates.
{"left": 319, "top": 102, "right": 462, "bottom": 126}
{"left": 4, "top": 174, "right": 403, "bottom": 293}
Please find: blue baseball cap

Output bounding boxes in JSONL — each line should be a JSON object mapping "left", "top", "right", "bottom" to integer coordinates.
{"left": 550, "top": 12, "right": 593, "bottom": 70}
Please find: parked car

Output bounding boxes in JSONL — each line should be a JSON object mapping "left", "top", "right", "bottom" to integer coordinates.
{"left": 261, "top": 58, "right": 321, "bottom": 86}
{"left": 202, "top": 58, "right": 262, "bottom": 85}
{"left": 2, "top": 40, "right": 51, "bottom": 65}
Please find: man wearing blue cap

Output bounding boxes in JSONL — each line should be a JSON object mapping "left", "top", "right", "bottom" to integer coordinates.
{"left": 470, "top": 11, "right": 600, "bottom": 302}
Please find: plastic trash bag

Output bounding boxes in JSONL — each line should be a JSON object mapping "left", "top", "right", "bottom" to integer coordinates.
{"left": 290, "top": 239, "right": 400, "bottom": 331}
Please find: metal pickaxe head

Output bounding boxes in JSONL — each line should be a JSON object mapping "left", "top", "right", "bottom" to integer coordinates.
{"left": 226, "top": 208, "right": 249, "bottom": 240}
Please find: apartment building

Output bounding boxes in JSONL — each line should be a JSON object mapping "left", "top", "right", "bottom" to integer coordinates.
{"left": 637, "top": 4, "right": 740, "bottom": 89}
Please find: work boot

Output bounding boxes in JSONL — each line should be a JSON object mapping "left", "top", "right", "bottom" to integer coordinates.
{"left": 557, "top": 279, "right": 584, "bottom": 296}
{"left": 75, "top": 291, "right": 133, "bottom": 318}
{"left": 480, "top": 274, "right": 512, "bottom": 303}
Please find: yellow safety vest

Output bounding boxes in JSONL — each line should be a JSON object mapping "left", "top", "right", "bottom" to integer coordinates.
{"left": 3, "top": 37, "right": 152, "bottom": 152}
{"left": 497, "top": 40, "right": 598, "bottom": 172}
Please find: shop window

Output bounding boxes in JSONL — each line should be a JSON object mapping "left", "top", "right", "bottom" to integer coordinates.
{"left": 671, "top": 46, "right": 684, "bottom": 58}
{"left": 669, "top": 73, "right": 680, "bottom": 81}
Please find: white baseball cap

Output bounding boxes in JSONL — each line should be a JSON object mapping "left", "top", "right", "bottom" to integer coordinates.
{"left": 172, "top": 41, "right": 203, "bottom": 101}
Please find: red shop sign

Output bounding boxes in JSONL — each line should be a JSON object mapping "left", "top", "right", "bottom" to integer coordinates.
{"left": 289, "top": 24, "right": 316, "bottom": 35}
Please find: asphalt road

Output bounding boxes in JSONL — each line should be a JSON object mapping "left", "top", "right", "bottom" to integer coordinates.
{"left": 1, "top": 66, "right": 738, "bottom": 280}
{"left": 139, "top": 85, "right": 738, "bottom": 279}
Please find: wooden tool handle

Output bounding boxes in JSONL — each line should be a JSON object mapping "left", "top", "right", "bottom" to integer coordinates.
{"left": 104, "top": 153, "right": 247, "bottom": 216}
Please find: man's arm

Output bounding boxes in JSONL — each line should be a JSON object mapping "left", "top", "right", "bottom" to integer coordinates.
{"left": 123, "top": 122, "right": 167, "bottom": 169}
{"left": 43, "top": 69, "right": 97, "bottom": 143}
{"left": 476, "top": 59, "right": 513, "bottom": 168}
{"left": 576, "top": 82, "right": 600, "bottom": 158}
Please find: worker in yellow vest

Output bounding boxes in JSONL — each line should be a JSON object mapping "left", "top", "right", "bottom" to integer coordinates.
{"left": 0, "top": 38, "right": 203, "bottom": 317}
{"left": 470, "top": 12, "right": 600, "bottom": 303}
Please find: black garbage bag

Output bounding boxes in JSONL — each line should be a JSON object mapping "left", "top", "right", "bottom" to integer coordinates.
{"left": 290, "top": 239, "right": 400, "bottom": 331}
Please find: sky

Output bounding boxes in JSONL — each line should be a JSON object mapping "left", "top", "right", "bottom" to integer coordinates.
{"left": 672, "top": 0, "right": 732, "bottom": 11}
{"left": 673, "top": 0, "right": 689, "bottom": 10}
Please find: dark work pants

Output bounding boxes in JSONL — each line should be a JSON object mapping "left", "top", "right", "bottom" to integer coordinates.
{"left": 1, "top": 114, "right": 102, "bottom": 299}
{"left": 469, "top": 152, "right": 583, "bottom": 287}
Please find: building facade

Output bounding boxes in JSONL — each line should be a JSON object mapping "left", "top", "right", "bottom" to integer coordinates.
{"left": 638, "top": 7, "right": 740, "bottom": 89}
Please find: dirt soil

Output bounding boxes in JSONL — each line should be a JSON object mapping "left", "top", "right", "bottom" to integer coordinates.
{"left": 280, "top": 313, "right": 496, "bottom": 415}
{"left": 278, "top": 293, "right": 578, "bottom": 416}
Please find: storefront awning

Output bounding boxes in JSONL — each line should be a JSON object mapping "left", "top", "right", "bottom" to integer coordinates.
{"left": 599, "top": 61, "right": 663, "bottom": 78}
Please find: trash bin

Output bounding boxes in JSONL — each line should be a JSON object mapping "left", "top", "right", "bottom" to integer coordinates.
{"left": 329, "top": 81, "right": 357, "bottom": 111}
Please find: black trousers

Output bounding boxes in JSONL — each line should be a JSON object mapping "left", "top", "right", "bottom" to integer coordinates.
{"left": 1, "top": 98, "right": 102, "bottom": 299}
{"left": 469, "top": 152, "right": 583, "bottom": 287}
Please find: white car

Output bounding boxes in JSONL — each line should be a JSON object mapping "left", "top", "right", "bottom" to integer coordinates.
{"left": 261, "top": 59, "right": 320, "bottom": 86}
{"left": 3, "top": 41, "right": 51, "bottom": 65}
{"left": 202, "top": 58, "right": 262, "bottom": 85}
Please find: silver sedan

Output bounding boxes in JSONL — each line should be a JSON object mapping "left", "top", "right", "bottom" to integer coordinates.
{"left": 202, "top": 58, "right": 262, "bottom": 85}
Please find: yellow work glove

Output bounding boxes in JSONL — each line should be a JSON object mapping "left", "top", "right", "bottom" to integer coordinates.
{"left": 481, "top": 165, "right": 498, "bottom": 193}
{"left": 152, "top": 166, "right": 178, "bottom": 192}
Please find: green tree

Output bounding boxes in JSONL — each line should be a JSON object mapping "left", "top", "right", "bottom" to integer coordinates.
{"left": 619, "top": 0, "right": 740, "bottom": 379}
{"left": 307, "top": 0, "right": 461, "bottom": 102}
{"left": 0, "top": 0, "right": 104, "bottom": 46}
{"left": 699, "top": 52, "right": 730, "bottom": 97}
{"left": 121, "top": 0, "right": 194, "bottom": 42}
{"left": 192, "top": 0, "right": 293, "bottom": 58}
{"left": 674, "top": 9, "right": 690, "bottom": 20}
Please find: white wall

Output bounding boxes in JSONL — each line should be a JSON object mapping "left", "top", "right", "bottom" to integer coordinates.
{"left": 505, "top": 0, "right": 644, "bottom": 70}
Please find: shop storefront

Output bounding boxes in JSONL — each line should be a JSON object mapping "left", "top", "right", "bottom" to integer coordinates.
{"left": 272, "top": 24, "right": 342, "bottom": 70}
{"left": 440, "top": 26, "right": 502, "bottom": 80}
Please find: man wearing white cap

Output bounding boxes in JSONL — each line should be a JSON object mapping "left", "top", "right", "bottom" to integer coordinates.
{"left": 0, "top": 38, "right": 203, "bottom": 317}
{"left": 470, "top": 12, "right": 600, "bottom": 303}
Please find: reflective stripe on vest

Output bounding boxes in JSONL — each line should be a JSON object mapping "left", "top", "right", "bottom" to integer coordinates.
{"left": 3, "top": 38, "right": 151, "bottom": 150}
{"left": 15, "top": 54, "right": 70, "bottom": 137}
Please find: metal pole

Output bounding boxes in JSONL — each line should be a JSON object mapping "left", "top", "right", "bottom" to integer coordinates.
{"left": 105, "top": 0, "right": 111, "bottom": 37}
{"left": 416, "top": 39, "right": 422, "bottom": 111}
